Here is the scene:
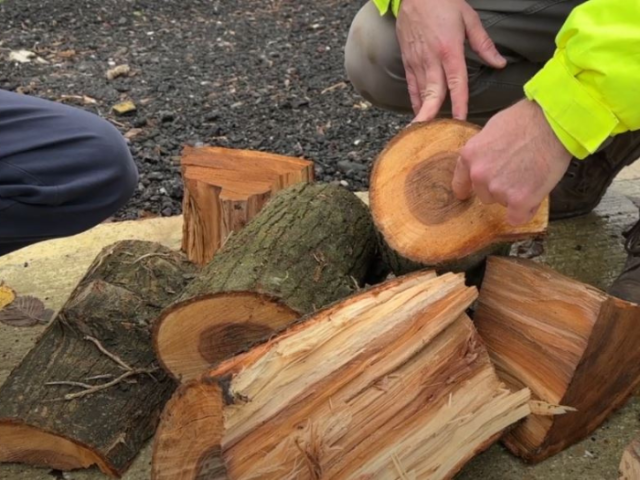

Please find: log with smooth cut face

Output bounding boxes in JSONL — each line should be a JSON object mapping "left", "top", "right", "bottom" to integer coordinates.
{"left": 370, "top": 119, "right": 549, "bottom": 271}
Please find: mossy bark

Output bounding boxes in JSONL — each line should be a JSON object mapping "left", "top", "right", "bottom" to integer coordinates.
{"left": 0, "top": 241, "right": 198, "bottom": 477}
{"left": 178, "top": 182, "right": 377, "bottom": 314}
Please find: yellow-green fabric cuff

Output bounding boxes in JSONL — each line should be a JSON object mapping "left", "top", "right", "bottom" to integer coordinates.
{"left": 524, "top": 52, "right": 619, "bottom": 159}
{"left": 372, "top": 0, "right": 401, "bottom": 16}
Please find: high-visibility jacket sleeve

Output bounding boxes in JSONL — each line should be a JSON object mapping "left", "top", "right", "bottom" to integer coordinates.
{"left": 374, "top": 0, "right": 640, "bottom": 159}
{"left": 524, "top": 0, "right": 640, "bottom": 159}
{"left": 372, "top": 0, "right": 401, "bottom": 17}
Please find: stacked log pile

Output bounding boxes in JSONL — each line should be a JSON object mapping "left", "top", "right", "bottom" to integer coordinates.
{"left": 2, "top": 128, "right": 639, "bottom": 480}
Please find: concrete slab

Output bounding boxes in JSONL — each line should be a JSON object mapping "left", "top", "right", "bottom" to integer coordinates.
{"left": 2, "top": 166, "right": 640, "bottom": 479}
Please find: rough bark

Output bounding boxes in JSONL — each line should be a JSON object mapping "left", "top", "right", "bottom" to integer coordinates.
{"left": 0, "top": 241, "right": 198, "bottom": 477}
{"left": 154, "top": 182, "right": 378, "bottom": 382}
{"left": 181, "top": 145, "right": 314, "bottom": 265}
{"left": 152, "top": 270, "right": 533, "bottom": 480}
{"left": 474, "top": 256, "right": 640, "bottom": 462}
{"left": 369, "top": 119, "right": 548, "bottom": 275}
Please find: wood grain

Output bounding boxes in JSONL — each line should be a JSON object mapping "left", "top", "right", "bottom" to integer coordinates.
{"left": 475, "top": 256, "right": 640, "bottom": 462}
{"left": 370, "top": 119, "right": 548, "bottom": 274}
{"left": 153, "top": 270, "right": 532, "bottom": 480}
{"left": 181, "top": 145, "right": 314, "bottom": 265}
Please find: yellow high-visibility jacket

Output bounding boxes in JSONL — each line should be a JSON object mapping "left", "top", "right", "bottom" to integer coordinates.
{"left": 373, "top": 0, "right": 640, "bottom": 159}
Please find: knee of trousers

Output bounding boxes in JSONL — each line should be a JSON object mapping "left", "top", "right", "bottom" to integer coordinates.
{"left": 58, "top": 112, "right": 139, "bottom": 232}
{"left": 344, "top": 3, "right": 410, "bottom": 112}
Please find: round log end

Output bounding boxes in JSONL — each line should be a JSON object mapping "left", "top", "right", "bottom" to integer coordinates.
{"left": 152, "top": 380, "right": 228, "bottom": 480}
{"left": 0, "top": 422, "right": 115, "bottom": 476}
{"left": 370, "top": 119, "right": 548, "bottom": 271}
{"left": 154, "top": 292, "right": 298, "bottom": 382}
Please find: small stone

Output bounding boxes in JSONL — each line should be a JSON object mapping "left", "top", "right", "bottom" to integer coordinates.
{"left": 159, "top": 111, "right": 175, "bottom": 122}
{"left": 161, "top": 207, "right": 173, "bottom": 216}
{"left": 337, "top": 160, "right": 366, "bottom": 173}
{"left": 205, "top": 111, "right": 220, "bottom": 121}
{"left": 112, "top": 100, "right": 136, "bottom": 116}
{"left": 132, "top": 117, "right": 147, "bottom": 128}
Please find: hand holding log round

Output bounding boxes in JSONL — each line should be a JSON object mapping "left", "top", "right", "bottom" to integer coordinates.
{"left": 370, "top": 119, "right": 549, "bottom": 274}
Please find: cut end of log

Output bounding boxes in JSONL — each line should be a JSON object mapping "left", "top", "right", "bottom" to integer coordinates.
{"left": 152, "top": 380, "right": 227, "bottom": 480}
{"left": 0, "top": 423, "right": 114, "bottom": 476}
{"left": 370, "top": 119, "right": 548, "bottom": 270}
{"left": 154, "top": 292, "right": 298, "bottom": 382}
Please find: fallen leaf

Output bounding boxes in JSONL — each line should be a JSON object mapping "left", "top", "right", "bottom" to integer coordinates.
{"left": 106, "top": 64, "right": 131, "bottom": 80}
{"left": 112, "top": 100, "right": 136, "bottom": 115}
{"left": 0, "top": 295, "right": 54, "bottom": 327}
{"left": 9, "top": 49, "right": 36, "bottom": 63}
{"left": 124, "top": 128, "right": 144, "bottom": 139}
{"left": 58, "top": 49, "right": 76, "bottom": 59}
{"left": 59, "top": 95, "right": 98, "bottom": 106}
{"left": 0, "top": 285, "right": 16, "bottom": 310}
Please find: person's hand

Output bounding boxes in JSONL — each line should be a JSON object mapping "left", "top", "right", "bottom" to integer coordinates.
{"left": 396, "top": 0, "right": 506, "bottom": 122}
{"left": 452, "top": 99, "right": 573, "bottom": 225}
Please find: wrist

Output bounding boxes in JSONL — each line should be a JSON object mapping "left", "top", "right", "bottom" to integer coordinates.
{"left": 519, "top": 99, "right": 572, "bottom": 163}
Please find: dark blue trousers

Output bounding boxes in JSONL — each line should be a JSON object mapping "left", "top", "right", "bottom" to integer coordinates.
{"left": 0, "top": 90, "right": 138, "bottom": 256}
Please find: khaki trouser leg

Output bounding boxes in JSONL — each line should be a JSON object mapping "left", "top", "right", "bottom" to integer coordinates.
{"left": 344, "top": 0, "right": 585, "bottom": 124}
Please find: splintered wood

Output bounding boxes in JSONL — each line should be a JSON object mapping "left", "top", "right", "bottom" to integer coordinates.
{"left": 475, "top": 256, "right": 640, "bottom": 462}
{"left": 369, "top": 119, "right": 548, "bottom": 274}
{"left": 152, "top": 271, "right": 531, "bottom": 480}
{"left": 181, "top": 145, "right": 314, "bottom": 265}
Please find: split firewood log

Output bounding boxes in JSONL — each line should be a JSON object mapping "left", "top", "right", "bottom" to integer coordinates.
{"left": 475, "top": 256, "right": 640, "bottom": 462}
{"left": 370, "top": 119, "right": 548, "bottom": 274}
{"left": 0, "top": 241, "right": 198, "bottom": 477}
{"left": 154, "top": 183, "right": 378, "bottom": 382}
{"left": 152, "top": 270, "right": 532, "bottom": 480}
{"left": 181, "top": 145, "right": 314, "bottom": 265}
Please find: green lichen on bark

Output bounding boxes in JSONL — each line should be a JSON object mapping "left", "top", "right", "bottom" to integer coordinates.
{"left": 179, "top": 182, "right": 378, "bottom": 314}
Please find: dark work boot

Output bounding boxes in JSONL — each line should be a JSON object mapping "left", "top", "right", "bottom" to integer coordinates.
{"left": 609, "top": 220, "right": 640, "bottom": 304}
{"left": 550, "top": 131, "right": 640, "bottom": 220}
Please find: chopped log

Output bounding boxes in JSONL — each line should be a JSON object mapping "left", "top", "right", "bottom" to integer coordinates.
{"left": 474, "top": 256, "right": 640, "bottom": 462}
{"left": 154, "top": 183, "right": 378, "bottom": 382}
{"left": 369, "top": 119, "right": 548, "bottom": 274}
{"left": 152, "top": 270, "right": 532, "bottom": 480}
{"left": 181, "top": 145, "right": 314, "bottom": 265}
{"left": 620, "top": 438, "right": 640, "bottom": 480}
{"left": 0, "top": 241, "right": 198, "bottom": 477}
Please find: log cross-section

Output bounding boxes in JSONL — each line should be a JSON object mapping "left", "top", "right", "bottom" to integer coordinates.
{"left": 369, "top": 119, "right": 548, "bottom": 274}
{"left": 181, "top": 145, "right": 314, "bottom": 265}
{"left": 152, "top": 270, "right": 532, "bottom": 480}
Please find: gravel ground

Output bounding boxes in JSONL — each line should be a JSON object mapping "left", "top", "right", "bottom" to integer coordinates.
{"left": 0, "top": 0, "right": 407, "bottom": 219}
